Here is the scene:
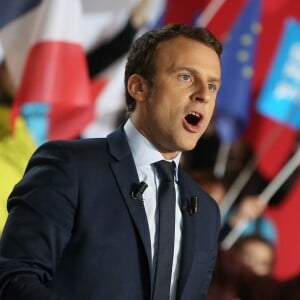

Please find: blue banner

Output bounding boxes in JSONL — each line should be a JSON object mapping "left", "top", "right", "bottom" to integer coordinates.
{"left": 257, "top": 18, "right": 300, "bottom": 129}
{"left": 216, "top": 0, "right": 262, "bottom": 143}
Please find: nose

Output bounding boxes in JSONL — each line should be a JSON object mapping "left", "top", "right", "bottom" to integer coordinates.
{"left": 190, "top": 83, "right": 210, "bottom": 103}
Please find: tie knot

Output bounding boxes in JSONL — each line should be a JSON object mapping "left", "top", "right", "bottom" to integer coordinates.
{"left": 154, "top": 160, "right": 175, "bottom": 182}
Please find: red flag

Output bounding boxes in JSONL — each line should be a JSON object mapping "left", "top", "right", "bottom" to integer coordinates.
{"left": 245, "top": 113, "right": 297, "bottom": 180}
{"left": 204, "top": 0, "right": 247, "bottom": 41}
{"left": 264, "top": 175, "right": 300, "bottom": 280}
{"left": 162, "top": 0, "right": 208, "bottom": 25}
{"left": 14, "top": 41, "right": 92, "bottom": 140}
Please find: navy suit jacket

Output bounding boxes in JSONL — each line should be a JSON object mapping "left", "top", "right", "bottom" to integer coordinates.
{"left": 0, "top": 127, "right": 220, "bottom": 300}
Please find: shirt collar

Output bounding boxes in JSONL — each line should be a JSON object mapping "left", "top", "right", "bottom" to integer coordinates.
{"left": 124, "top": 119, "right": 181, "bottom": 177}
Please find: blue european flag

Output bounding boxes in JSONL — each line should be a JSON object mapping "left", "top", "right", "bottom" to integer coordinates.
{"left": 257, "top": 18, "right": 300, "bottom": 129}
{"left": 216, "top": 0, "right": 262, "bottom": 143}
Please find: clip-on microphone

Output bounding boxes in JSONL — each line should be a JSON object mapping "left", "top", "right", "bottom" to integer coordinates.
{"left": 131, "top": 181, "right": 148, "bottom": 201}
{"left": 182, "top": 196, "right": 199, "bottom": 216}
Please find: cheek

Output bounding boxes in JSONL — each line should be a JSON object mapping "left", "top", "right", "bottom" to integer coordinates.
{"left": 205, "top": 102, "right": 216, "bottom": 122}
{"left": 209, "top": 99, "right": 216, "bottom": 113}
{"left": 151, "top": 91, "right": 180, "bottom": 118}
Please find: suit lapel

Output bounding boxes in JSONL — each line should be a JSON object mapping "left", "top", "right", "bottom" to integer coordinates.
{"left": 107, "top": 127, "right": 152, "bottom": 274}
{"left": 176, "top": 169, "right": 198, "bottom": 299}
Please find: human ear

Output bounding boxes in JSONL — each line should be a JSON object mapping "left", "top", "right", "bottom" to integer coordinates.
{"left": 127, "top": 74, "right": 149, "bottom": 102}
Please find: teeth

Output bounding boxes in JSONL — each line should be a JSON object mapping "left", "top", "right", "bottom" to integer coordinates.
{"left": 189, "top": 112, "right": 200, "bottom": 117}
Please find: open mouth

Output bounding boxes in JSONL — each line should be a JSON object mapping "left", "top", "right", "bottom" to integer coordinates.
{"left": 184, "top": 112, "right": 202, "bottom": 126}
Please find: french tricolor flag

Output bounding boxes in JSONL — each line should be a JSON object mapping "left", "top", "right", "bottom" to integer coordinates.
{"left": 0, "top": 0, "right": 92, "bottom": 144}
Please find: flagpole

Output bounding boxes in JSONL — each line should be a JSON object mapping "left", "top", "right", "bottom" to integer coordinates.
{"left": 221, "top": 146, "right": 300, "bottom": 250}
{"left": 259, "top": 146, "right": 299, "bottom": 202}
{"left": 219, "top": 156, "right": 256, "bottom": 220}
{"left": 219, "top": 121, "right": 289, "bottom": 221}
{"left": 213, "top": 142, "right": 231, "bottom": 179}
{"left": 196, "top": 0, "right": 227, "bottom": 27}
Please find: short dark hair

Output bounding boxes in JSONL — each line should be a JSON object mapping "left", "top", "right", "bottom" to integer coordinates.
{"left": 124, "top": 23, "right": 223, "bottom": 113}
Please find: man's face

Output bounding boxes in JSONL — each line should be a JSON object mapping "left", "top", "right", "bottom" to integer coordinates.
{"left": 131, "top": 36, "right": 221, "bottom": 160}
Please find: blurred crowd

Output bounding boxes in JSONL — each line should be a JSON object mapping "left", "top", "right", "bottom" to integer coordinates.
{"left": 182, "top": 125, "right": 300, "bottom": 299}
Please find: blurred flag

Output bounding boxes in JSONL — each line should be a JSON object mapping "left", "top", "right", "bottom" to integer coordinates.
{"left": 162, "top": 0, "right": 208, "bottom": 25}
{"left": 246, "top": 18, "right": 300, "bottom": 180}
{"left": 246, "top": 114, "right": 297, "bottom": 179}
{"left": 82, "top": 62, "right": 126, "bottom": 138}
{"left": 264, "top": 174, "right": 300, "bottom": 280}
{"left": 0, "top": 0, "right": 141, "bottom": 144}
{"left": 0, "top": 0, "right": 92, "bottom": 144}
{"left": 197, "top": 0, "right": 246, "bottom": 40}
{"left": 256, "top": 18, "right": 300, "bottom": 130}
{"left": 215, "top": 0, "right": 262, "bottom": 143}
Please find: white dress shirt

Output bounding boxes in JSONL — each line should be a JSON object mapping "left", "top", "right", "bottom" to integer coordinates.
{"left": 124, "top": 119, "right": 183, "bottom": 300}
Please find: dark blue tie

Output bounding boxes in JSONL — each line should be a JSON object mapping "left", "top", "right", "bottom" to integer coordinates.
{"left": 152, "top": 160, "right": 176, "bottom": 300}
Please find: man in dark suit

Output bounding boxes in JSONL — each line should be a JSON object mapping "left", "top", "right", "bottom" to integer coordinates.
{"left": 0, "top": 23, "right": 222, "bottom": 299}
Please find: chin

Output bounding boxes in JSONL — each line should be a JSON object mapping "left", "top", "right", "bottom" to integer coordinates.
{"left": 173, "top": 135, "right": 200, "bottom": 152}
{"left": 180, "top": 141, "right": 198, "bottom": 152}
{"left": 187, "top": 136, "right": 202, "bottom": 150}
